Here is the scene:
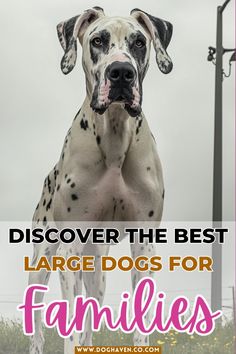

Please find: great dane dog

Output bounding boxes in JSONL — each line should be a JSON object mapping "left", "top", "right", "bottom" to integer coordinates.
{"left": 29, "top": 6, "right": 173, "bottom": 354}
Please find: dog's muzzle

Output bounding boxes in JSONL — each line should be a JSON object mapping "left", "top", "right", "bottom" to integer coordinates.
{"left": 91, "top": 61, "right": 142, "bottom": 117}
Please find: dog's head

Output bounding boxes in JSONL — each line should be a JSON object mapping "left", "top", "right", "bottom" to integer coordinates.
{"left": 57, "top": 7, "right": 173, "bottom": 117}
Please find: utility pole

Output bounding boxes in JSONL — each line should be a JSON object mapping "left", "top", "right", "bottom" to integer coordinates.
{"left": 211, "top": 2, "right": 224, "bottom": 321}
{"left": 207, "top": 0, "right": 235, "bottom": 321}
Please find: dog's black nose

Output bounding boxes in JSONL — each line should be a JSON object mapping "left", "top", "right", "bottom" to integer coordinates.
{"left": 108, "top": 62, "right": 136, "bottom": 85}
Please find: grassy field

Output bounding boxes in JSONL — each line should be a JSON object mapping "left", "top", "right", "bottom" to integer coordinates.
{"left": 0, "top": 318, "right": 235, "bottom": 354}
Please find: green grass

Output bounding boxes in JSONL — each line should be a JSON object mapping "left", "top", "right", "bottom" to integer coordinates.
{"left": 0, "top": 318, "right": 235, "bottom": 354}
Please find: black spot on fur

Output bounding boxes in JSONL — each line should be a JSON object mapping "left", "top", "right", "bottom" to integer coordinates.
{"left": 53, "top": 167, "right": 58, "bottom": 180}
{"left": 96, "top": 135, "right": 101, "bottom": 145}
{"left": 71, "top": 183, "right": 75, "bottom": 188}
{"left": 80, "top": 118, "right": 89, "bottom": 130}
{"left": 43, "top": 216, "right": 47, "bottom": 226}
{"left": 67, "top": 207, "right": 71, "bottom": 212}
{"left": 71, "top": 194, "right": 78, "bottom": 201}
{"left": 47, "top": 176, "right": 51, "bottom": 193}
{"left": 46, "top": 198, "right": 52, "bottom": 211}
{"left": 149, "top": 210, "right": 154, "bottom": 217}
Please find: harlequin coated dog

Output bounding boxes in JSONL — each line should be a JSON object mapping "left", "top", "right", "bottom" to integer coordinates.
{"left": 29, "top": 7, "right": 173, "bottom": 353}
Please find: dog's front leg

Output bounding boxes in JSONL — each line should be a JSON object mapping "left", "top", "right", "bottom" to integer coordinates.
{"left": 81, "top": 244, "right": 110, "bottom": 346}
{"left": 57, "top": 243, "right": 83, "bottom": 353}
{"left": 130, "top": 241, "right": 156, "bottom": 346}
{"left": 29, "top": 242, "right": 59, "bottom": 354}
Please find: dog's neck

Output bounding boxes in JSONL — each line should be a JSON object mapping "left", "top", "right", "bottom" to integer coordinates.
{"left": 84, "top": 98, "right": 136, "bottom": 169}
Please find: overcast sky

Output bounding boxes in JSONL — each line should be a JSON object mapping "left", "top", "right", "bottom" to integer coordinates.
{"left": 0, "top": 0, "right": 235, "bottom": 319}
{"left": 0, "top": 0, "right": 235, "bottom": 221}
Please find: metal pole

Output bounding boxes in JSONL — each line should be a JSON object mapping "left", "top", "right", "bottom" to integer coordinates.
{"left": 211, "top": 5, "right": 223, "bottom": 319}
{"left": 211, "top": 0, "right": 232, "bottom": 320}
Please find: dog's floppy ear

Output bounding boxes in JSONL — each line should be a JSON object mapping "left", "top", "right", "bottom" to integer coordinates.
{"left": 131, "top": 9, "right": 173, "bottom": 74}
{"left": 57, "top": 7, "right": 105, "bottom": 75}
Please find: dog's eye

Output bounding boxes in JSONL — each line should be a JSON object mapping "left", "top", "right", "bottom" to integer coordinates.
{"left": 135, "top": 39, "right": 145, "bottom": 48}
{"left": 92, "top": 37, "right": 102, "bottom": 47}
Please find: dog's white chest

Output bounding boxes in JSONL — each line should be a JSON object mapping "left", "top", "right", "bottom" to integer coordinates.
{"left": 53, "top": 158, "right": 163, "bottom": 222}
